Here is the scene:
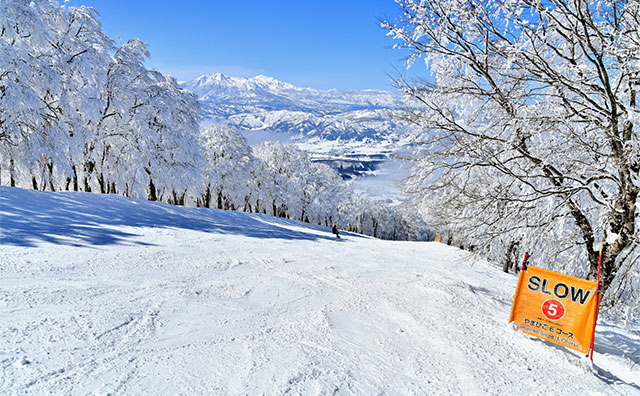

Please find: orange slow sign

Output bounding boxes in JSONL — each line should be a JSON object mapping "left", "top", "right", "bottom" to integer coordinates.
{"left": 509, "top": 265, "right": 598, "bottom": 354}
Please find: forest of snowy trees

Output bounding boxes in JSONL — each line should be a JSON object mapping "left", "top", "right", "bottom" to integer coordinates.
{"left": 0, "top": 0, "right": 427, "bottom": 241}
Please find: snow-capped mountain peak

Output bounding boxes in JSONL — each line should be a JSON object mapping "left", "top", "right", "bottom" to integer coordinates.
{"left": 251, "top": 74, "right": 298, "bottom": 90}
{"left": 185, "top": 73, "right": 299, "bottom": 99}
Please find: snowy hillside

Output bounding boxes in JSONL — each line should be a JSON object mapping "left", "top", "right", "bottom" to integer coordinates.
{"left": 181, "top": 74, "right": 412, "bottom": 184}
{"left": 1, "top": 186, "right": 639, "bottom": 395}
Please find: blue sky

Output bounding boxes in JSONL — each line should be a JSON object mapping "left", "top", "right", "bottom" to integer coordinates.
{"left": 63, "top": 0, "right": 417, "bottom": 91}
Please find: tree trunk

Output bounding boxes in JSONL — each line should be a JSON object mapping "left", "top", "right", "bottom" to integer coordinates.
{"left": 9, "top": 158, "right": 15, "bottom": 187}
{"left": 202, "top": 186, "right": 211, "bottom": 208}
{"left": 147, "top": 178, "right": 156, "bottom": 201}
{"left": 502, "top": 240, "right": 519, "bottom": 273}
{"left": 72, "top": 165, "right": 78, "bottom": 191}
{"left": 84, "top": 161, "right": 95, "bottom": 192}
{"left": 588, "top": 185, "right": 639, "bottom": 295}
{"left": 98, "top": 173, "right": 105, "bottom": 194}
{"left": 46, "top": 162, "right": 54, "bottom": 191}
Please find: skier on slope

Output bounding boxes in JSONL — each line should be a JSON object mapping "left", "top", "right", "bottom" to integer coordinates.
{"left": 332, "top": 225, "right": 340, "bottom": 239}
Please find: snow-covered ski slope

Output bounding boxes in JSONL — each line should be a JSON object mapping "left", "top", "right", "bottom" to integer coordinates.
{"left": 1, "top": 186, "right": 638, "bottom": 395}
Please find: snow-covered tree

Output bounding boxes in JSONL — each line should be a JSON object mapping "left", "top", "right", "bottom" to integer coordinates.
{"left": 85, "top": 37, "right": 150, "bottom": 195}
{"left": 383, "top": 0, "right": 639, "bottom": 309}
{"left": 136, "top": 71, "right": 202, "bottom": 204}
{"left": 253, "top": 141, "right": 322, "bottom": 221}
{"left": 0, "top": 0, "right": 112, "bottom": 190}
{"left": 199, "top": 124, "right": 257, "bottom": 210}
{"left": 304, "top": 162, "right": 347, "bottom": 226}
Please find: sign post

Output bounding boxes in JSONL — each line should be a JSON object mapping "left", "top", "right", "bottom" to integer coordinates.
{"left": 588, "top": 241, "right": 605, "bottom": 360}
{"left": 509, "top": 257, "right": 600, "bottom": 355}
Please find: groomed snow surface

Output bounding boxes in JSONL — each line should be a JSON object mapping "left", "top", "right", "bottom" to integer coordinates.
{"left": 1, "top": 186, "right": 638, "bottom": 395}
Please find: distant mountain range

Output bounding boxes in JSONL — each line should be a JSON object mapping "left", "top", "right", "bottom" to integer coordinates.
{"left": 181, "top": 73, "right": 410, "bottom": 142}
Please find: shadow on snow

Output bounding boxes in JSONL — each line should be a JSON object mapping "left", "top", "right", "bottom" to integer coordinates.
{"left": 591, "top": 325, "right": 640, "bottom": 391}
{"left": 0, "top": 186, "right": 339, "bottom": 247}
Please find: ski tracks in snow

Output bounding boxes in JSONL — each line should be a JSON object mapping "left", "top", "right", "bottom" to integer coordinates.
{"left": 2, "top": 220, "right": 637, "bottom": 395}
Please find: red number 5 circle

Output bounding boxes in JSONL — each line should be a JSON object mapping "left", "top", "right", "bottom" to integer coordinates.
{"left": 542, "top": 299, "right": 565, "bottom": 320}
